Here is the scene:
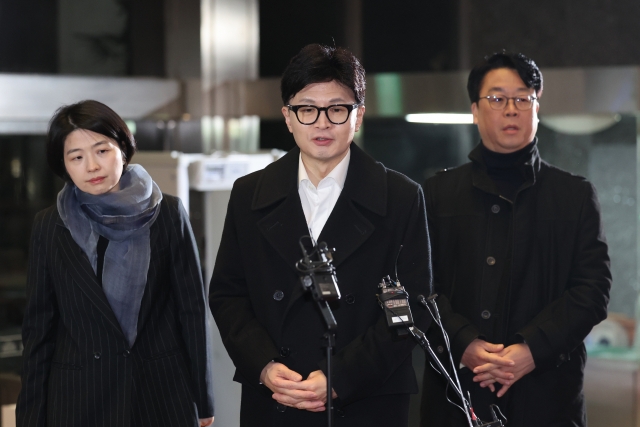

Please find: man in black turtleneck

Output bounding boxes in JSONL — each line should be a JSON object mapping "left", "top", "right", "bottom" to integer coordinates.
{"left": 420, "top": 52, "right": 611, "bottom": 427}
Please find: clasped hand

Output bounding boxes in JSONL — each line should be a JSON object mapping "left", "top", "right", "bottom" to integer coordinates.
{"left": 260, "top": 362, "right": 338, "bottom": 412}
{"left": 461, "top": 339, "right": 535, "bottom": 397}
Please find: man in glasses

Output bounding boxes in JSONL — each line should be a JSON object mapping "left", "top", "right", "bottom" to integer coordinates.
{"left": 210, "top": 44, "right": 432, "bottom": 427}
{"left": 421, "top": 52, "right": 611, "bottom": 426}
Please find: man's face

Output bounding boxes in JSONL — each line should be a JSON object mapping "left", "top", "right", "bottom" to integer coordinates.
{"left": 471, "top": 68, "right": 539, "bottom": 153}
{"left": 282, "top": 80, "right": 364, "bottom": 168}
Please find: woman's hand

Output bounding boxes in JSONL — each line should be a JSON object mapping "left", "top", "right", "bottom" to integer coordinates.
{"left": 199, "top": 417, "right": 214, "bottom": 426}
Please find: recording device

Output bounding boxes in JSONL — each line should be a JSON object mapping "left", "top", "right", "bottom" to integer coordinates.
{"left": 377, "top": 275, "right": 414, "bottom": 335}
{"left": 296, "top": 236, "right": 341, "bottom": 302}
{"left": 375, "top": 245, "right": 414, "bottom": 336}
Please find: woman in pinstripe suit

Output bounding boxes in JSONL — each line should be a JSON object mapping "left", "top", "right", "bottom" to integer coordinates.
{"left": 16, "top": 100, "right": 215, "bottom": 427}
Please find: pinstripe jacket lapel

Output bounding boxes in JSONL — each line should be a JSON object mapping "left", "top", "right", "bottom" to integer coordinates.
{"left": 55, "top": 217, "right": 127, "bottom": 341}
{"left": 135, "top": 221, "right": 161, "bottom": 338}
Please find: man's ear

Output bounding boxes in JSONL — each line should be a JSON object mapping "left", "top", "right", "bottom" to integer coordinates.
{"left": 471, "top": 102, "right": 479, "bottom": 124}
{"left": 282, "top": 106, "right": 293, "bottom": 133}
{"left": 355, "top": 105, "right": 365, "bottom": 132}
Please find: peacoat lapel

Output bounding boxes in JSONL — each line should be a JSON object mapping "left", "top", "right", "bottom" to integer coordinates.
{"left": 254, "top": 143, "right": 388, "bottom": 312}
{"left": 317, "top": 143, "right": 387, "bottom": 267}
{"left": 254, "top": 146, "right": 310, "bottom": 276}
{"left": 55, "top": 217, "right": 127, "bottom": 341}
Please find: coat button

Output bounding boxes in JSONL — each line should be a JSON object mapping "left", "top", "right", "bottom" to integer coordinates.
{"left": 273, "top": 290, "right": 284, "bottom": 301}
{"left": 486, "top": 256, "right": 496, "bottom": 266}
{"left": 481, "top": 310, "right": 491, "bottom": 320}
{"left": 336, "top": 408, "right": 346, "bottom": 417}
{"left": 94, "top": 352, "right": 101, "bottom": 360}
{"left": 123, "top": 350, "right": 131, "bottom": 358}
{"left": 491, "top": 204, "right": 500, "bottom": 213}
{"left": 345, "top": 294, "right": 356, "bottom": 304}
{"left": 559, "top": 354, "right": 566, "bottom": 362}
{"left": 279, "top": 347, "right": 291, "bottom": 358}
{"left": 437, "top": 345, "right": 444, "bottom": 354}
{"left": 276, "top": 403, "right": 287, "bottom": 413}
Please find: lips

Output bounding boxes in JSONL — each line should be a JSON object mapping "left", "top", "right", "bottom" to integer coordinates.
{"left": 502, "top": 125, "right": 520, "bottom": 134}
{"left": 88, "top": 177, "right": 106, "bottom": 184}
{"left": 312, "top": 136, "right": 333, "bottom": 146}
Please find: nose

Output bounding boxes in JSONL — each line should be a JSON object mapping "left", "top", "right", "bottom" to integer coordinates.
{"left": 86, "top": 155, "right": 100, "bottom": 171}
{"left": 504, "top": 99, "right": 519, "bottom": 116}
{"left": 314, "top": 109, "right": 332, "bottom": 128}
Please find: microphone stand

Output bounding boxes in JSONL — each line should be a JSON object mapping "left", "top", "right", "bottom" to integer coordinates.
{"left": 298, "top": 239, "right": 340, "bottom": 427}
{"left": 304, "top": 280, "right": 337, "bottom": 427}
{"left": 407, "top": 326, "right": 474, "bottom": 427}
{"left": 410, "top": 295, "right": 505, "bottom": 427}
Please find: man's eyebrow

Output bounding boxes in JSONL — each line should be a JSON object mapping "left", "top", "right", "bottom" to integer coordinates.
{"left": 297, "top": 97, "right": 351, "bottom": 104}
{"left": 485, "top": 86, "right": 531, "bottom": 93}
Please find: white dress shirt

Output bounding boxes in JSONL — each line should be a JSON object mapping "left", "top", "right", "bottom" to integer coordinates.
{"left": 298, "top": 150, "right": 350, "bottom": 241}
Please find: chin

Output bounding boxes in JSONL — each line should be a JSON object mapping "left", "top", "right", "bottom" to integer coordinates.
{"left": 79, "top": 185, "right": 114, "bottom": 196}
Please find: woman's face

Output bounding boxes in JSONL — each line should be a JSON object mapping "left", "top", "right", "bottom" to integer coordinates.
{"left": 63, "top": 129, "right": 125, "bottom": 195}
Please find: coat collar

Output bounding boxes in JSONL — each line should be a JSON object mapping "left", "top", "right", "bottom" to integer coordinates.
{"left": 252, "top": 143, "right": 387, "bottom": 217}
{"left": 253, "top": 143, "right": 388, "bottom": 317}
{"left": 468, "top": 138, "right": 541, "bottom": 197}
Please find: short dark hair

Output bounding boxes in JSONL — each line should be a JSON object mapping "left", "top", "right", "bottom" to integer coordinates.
{"left": 467, "top": 52, "right": 543, "bottom": 103}
{"left": 280, "top": 44, "right": 366, "bottom": 105}
{"left": 47, "top": 100, "right": 136, "bottom": 181}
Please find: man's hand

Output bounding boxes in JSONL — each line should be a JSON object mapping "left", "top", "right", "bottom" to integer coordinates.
{"left": 272, "top": 370, "right": 338, "bottom": 412}
{"left": 199, "top": 417, "right": 214, "bottom": 426}
{"left": 260, "top": 363, "right": 334, "bottom": 411}
{"left": 473, "top": 343, "right": 536, "bottom": 397}
{"left": 461, "top": 339, "right": 514, "bottom": 392}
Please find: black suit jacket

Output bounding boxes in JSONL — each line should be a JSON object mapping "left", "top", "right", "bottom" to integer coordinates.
{"left": 210, "top": 144, "right": 432, "bottom": 427}
{"left": 16, "top": 195, "right": 215, "bottom": 427}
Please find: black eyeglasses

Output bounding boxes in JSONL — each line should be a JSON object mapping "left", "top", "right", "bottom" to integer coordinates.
{"left": 286, "top": 104, "right": 360, "bottom": 125}
{"left": 480, "top": 95, "right": 538, "bottom": 111}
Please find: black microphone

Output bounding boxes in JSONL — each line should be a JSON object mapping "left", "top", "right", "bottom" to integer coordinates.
{"left": 417, "top": 294, "right": 428, "bottom": 308}
{"left": 297, "top": 236, "right": 341, "bottom": 301}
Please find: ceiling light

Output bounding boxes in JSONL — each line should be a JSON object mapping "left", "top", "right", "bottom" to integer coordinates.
{"left": 405, "top": 113, "right": 474, "bottom": 124}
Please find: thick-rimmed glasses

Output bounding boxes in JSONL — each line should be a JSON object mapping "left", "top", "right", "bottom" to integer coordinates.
{"left": 480, "top": 95, "right": 538, "bottom": 111}
{"left": 286, "top": 104, "right": 360, "bottom": 125}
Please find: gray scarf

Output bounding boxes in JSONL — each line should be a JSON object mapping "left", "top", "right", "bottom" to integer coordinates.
{"left": 57, "top": 164, "right": 163, "bottom": 346}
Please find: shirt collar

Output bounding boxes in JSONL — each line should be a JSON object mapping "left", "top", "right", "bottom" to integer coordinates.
{"left": 298, "top": 149, "right": 351, "bottom": 189}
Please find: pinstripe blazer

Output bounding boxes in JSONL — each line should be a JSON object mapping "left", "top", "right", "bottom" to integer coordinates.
{"left": 16, "top": 194, "right": 215, "bottom": 427}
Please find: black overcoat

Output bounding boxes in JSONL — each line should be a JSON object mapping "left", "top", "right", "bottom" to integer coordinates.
{"left": 16, "top": 195, "right": 215, "bottom": 427}
{"left": 210, "top": 144, "right": 433, "bottom": 427}
{"left": 420, "top": 142, "right": 611, "bottom": 426}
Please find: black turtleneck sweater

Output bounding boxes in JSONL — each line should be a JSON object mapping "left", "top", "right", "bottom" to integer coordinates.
{"left": 480, "top": 141, "right": 535, "bottom": 201}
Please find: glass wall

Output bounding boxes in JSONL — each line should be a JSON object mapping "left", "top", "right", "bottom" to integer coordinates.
{"left": 0, "top": 135, "right": 63, "bottom": 373}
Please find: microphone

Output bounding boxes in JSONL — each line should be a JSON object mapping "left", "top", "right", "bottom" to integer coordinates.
{"left": 296, "top": 236, "right": 341, "bottom": 301}
{"left": 417, "top": 294, "right": 428, "bottom": 308}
